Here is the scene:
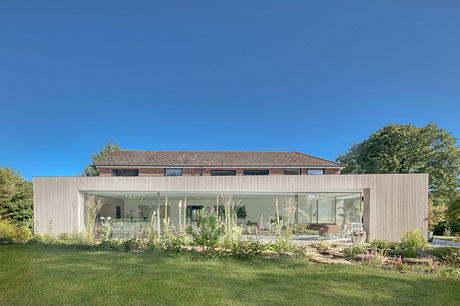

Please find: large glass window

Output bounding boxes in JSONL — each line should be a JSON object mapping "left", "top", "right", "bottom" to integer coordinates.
{"left": 210, "top": 170, "right": 236, "bottom": 176}
{"left": 112, "top": 169, "right": 139, "bottom": 176}
{"left": 244, "top": 170, "right": 269, "bottom": 176}
{"left": 165, "top": 168, "right": 182, "bottom": 176}
{"left": 84, "top": 191, "right": 362, "bottom": 239}
{"left": 307, "top": 169, "right": 324, "bottom": 175}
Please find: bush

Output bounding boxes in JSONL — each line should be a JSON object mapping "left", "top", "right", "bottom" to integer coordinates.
{"left": 400, "top": 229, "right": 428, "bottom": 258}
{"left": 343, "top": 244, "right": 366, "bottom": 260}
{"left": 187, "top": 209, "right": 224, "bottom": 251}
{"left": 120, "top": 237, "right": 141, "bottom": 252}
{"left": 370, "top": 239, "right": 400, "bottom": 250}
{"left": 426, "top": 247, "right": 460, "bottom": 267}
{"left": 0, "top": 219, "right": 31, "bottom": 243}
{"left": 163, "top": 233, "right": 191, "bottom": 255}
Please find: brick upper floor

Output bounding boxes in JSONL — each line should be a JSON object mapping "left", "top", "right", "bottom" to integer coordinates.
{"left": 95, "top": 150, "right": 344, "bottom": 176}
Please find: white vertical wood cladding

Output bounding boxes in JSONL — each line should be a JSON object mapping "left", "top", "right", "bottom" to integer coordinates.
{"left": 33, "top": 174, "right": 428, "bottom": 241}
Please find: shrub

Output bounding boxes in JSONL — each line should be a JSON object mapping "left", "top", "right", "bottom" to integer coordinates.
{"left": 343, "top": 244, "right": 366, "bottom": 260}
{"left": 0, "top": 219, "right": 31, "bottom": 243}
{"left": 427, "top": 247, "right": 460, "bottom": 267}
{"left": 400, "top": 229, "right": 428, "bottom": 258}
{"left": 311, "top": 239, "right": 330, "bottom": 249}
{"left": 99, "top": 217, "right": 112, "bottom": 242}
{"left": 120, "top": 237, "right": 141, "bottom": 252}
{"left": 163, "top": 232, "right": 191, "bottom": 255}
{"left": 186, "top": 209, "right": 224, "bottom": 251}
{"left": 269, "top": 235, "right": 293, "bottom": 252}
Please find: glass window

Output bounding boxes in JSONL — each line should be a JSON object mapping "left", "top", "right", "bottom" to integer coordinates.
{"left": 244, "top": 170, "right": 269, "bottom": 176}
{"left": 116, "top": 206, "right": 121, "bottom": 219}
{"left": 210, "top": 170, "right": 236, "bottom": 176}
{"left": 284, "top": 169, "right": 300, "bottom": 175}
{"left": 165, "top": 168, "right": 182, "bottom": 176}
{"left": 307, "top": 169, "right": 324, "bottom": 175}
{"left": 112, "top": 169, "right": 139, "bottom": 176}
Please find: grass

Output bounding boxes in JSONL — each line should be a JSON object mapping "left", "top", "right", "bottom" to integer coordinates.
{"left": 0, "top": 244, "right": 459, "bottom": 305}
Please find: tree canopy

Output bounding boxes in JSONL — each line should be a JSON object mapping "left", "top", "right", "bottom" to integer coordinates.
{"left": 0, "top": 166, "right": 33, "bottom": 228}
{"left": 337, "top": 122, "right": 460, "bottom": 206}
{"left": 447, "top": 194, "right": 460, "bottom": 222}
{"left": 79, "top": 141, "right": 121, "bottom": 177}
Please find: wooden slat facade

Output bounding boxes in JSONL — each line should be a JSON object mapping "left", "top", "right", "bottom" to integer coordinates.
{"left": 33, "top": 174, "right": 428, "bottom": 241}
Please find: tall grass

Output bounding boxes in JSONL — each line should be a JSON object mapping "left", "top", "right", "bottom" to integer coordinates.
{"left": 84, "top": 194, "right": 103, "bottom": 241}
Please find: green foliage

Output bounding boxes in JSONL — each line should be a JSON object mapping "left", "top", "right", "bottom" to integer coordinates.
{"left": 0, "top": 166, "right": 33, "bottom": 228}
{"left": 99, "top": 217, "right": 112, "bottom": 242}
{"left": 120, "top": 237, "right": 141, "bottom": 252}
{"left": 370, "top": 239, "right": 400, "bottom": 250}
{"left": 343, "top": 244, "right": 367, "bottom": 260}
{"left": 0, "top": 219, "right": 32, "bottom": 243}
{"left": 187, "top": 209, "right": 224, "bottom": 251}
{"left": 428, "top": 198, "right": 448, "bottom": 232}
{"left": 337, "top": 122, "right": 460, "bottom": 207}
{"left": 30, "top": 232, "right": 91, "bottom": 246}
{"left": 426, "top": 247, "right": 460, "bottom": 267}
{"left": 79, "top": 140, "right": 121, "bottom": 176}
{"left": 400, "top": 229, "right": 428, "bottom": 258}
{"left": 446, "top": 194, "right": 460, "bottom": 228}
{"left": 163, "top": 232, "right": 191, "bottom": 255}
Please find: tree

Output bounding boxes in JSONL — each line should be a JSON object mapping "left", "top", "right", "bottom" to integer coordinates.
{"left": 79, "top": 141, "right": 121, "bottom": 176}
{"left": 0, "top": 166, "right": 33, "bottom": 228}
{"left": 337, "top": 122, "right": 460, "bottom": 207}
{"left": 447, "top": 194, "right": 460, "bottom": 222}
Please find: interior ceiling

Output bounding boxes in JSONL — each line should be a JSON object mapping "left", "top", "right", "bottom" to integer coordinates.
{"left": 87, "top": 191, "right": 361, "bottom": 201}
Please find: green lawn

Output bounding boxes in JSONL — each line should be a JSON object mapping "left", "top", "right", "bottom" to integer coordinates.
{"left": 0, "top": 244, "right": 459, "bottom": 305}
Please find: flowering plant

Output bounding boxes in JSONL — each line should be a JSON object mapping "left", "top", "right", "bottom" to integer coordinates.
{"left": 352, "top": 230, "right": 366, "bottom": 236}
{"left": 100, "top": 216, "right": 112, "bottom": 241}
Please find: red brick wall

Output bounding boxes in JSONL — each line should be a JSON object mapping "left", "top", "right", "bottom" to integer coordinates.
{"left": 183, "top": 168, "right": 202, "bottom": 176}
{"left": 269, "top": 168, "right": 284, "bottom": 175}
{"left": 324, "top": 168, "right": 341, "bottom": 175}
{"left": 99, "top": 168, "right": 112, "bottom": 176}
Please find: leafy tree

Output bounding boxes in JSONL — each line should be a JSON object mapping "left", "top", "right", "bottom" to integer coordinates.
{"left": 0, "top": 166, "right": 33, "bottom": 228}
{"left": 79, "top": 141, "right": 121, "bottom": 176}
{"left": 337, "top": 122, "right": 460, "bottom": 207}
{"left": 447, "top": 194, "right": 460, "bottom": 222}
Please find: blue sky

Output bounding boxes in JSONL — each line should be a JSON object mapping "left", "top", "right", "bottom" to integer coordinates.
{"left": 1, "top": 1, "right": 460, "bottom": 180}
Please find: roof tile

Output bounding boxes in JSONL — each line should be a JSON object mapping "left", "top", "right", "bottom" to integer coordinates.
{"left": 95, "top": 151, "right": 344, "bottom": 168}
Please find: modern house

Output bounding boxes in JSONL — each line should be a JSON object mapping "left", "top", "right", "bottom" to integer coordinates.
{"left": 33, "top": 150, "right": 428, "bottom": 241}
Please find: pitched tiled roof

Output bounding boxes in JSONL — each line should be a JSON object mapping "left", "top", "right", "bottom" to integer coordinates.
{"left": 95, "top": 151, "right": 344, "bottom": 168}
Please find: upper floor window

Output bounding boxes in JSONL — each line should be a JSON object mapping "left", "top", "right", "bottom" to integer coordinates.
{"left": 210, "top": 170, "right": 236, "bottom": 176}
{"left": 244, "top": 170, "right": 269, "bottom": 176}
{"left": 165, "top": 168, "right": 183, "bottom": 176}
{"left": 284, "top": 169, "right": 300, "bottom": 175}
{"left": 307, "top": 169, "right": 324, "bottom": 175}
{"left": 112, "top": 169, "right": 139, "bottom": 176}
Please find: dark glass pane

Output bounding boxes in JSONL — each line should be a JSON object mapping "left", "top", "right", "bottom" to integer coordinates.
{"left": 244, "top": 170, "right": 269, "bottom": 176}
{"left": 284, "top": 169, "right": 300, "bottom": 175}
{"left": 112, "top": 169, "right": 139, "bottom": 176}
{"left": 210, "top": 170, "right": 236, "bottom": 176}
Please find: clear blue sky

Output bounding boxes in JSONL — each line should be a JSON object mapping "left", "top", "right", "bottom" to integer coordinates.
{"left": 1, "top": 1, "right": 460, "bottom": 180}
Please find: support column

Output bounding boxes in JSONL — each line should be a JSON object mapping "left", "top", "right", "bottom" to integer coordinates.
{"left": 156, "top": 192, "right": 161, "bottom": 235}
{"left": 363, "top": 189, "right": 370, "bottom": 241}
